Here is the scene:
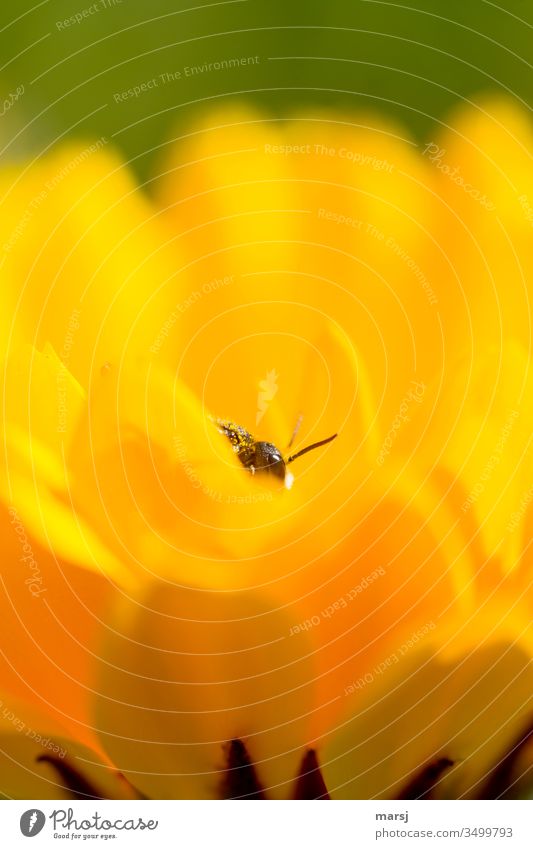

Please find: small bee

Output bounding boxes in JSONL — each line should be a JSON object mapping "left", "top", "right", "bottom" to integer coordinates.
{"left": 211, "top": 415, "right": 337, "bottom": 489}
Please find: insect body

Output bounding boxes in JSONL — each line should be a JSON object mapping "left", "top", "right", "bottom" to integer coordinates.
{"left": 211, "top": 416, "right": 337, "bottom": 488}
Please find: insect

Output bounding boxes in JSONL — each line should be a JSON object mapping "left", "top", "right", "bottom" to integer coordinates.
{"left": 211, "top": 415, "right": 337, "bottom": 489}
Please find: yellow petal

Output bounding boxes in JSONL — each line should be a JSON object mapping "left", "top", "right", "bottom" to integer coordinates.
{"left": 407, "top": 340, "right": 533, "bottom": 573}
{"left": 321, "top": 607, "right": 532, "bottom": 798}
{"left": 157, "top": 109, "right": 443, "bottom": 444}
{"left": 0, "top": 345, "right": 130, "bottom": 583}
{"left": 429, "top": 98, "right": 533, "bottom": 358}
{"left": 95, "top": 580, "right": 314, "bottom": 799}
{"left": 0, "top": 142, "right": 180, "bottom": 389}
{"left": 0, "top": 692, "right": 136, "bottom": 799}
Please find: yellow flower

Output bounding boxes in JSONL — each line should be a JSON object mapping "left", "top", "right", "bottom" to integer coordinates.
{"left": 0, "top": 100, "right": 531, "bottom": 799}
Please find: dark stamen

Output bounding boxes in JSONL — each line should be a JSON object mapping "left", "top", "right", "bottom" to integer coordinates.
{"left": 221, "top": 739, "right": 266, "bottom": 800}
{"left": 397, "top": 757, "right": 454, "bottom": 800}
{"left": 480, "top": 716, "right": 533, "bottom": 799}
{"left": 293, "top": 749, "right": 330, "bottom": 799}
{"left": 36, "top": 754, "right": 105, "bottom": 800}
{"left": 287, "top": 433, "right": 337, "bottom": 465}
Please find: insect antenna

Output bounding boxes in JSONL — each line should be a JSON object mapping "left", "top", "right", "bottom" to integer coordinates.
{"left": 286, "top": 433, "right": 337, "bottom": 465}
{"left": 287, "top": 413, "right": 304, "bottom": 449}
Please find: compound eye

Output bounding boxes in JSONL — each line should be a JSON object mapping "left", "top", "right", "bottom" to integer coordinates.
{"left": 253, "top": 442, "right": 287, "bottom": 481}
{"left": 268, "top": 457, "right": 287, "bottom": 482}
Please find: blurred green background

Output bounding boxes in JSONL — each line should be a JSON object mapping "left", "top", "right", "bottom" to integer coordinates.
{"left": 1, "top": 0, "right": 532, "bottom": 181}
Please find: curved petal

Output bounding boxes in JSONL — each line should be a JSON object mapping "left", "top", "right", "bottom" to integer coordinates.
{"left": 155, "top": 108, "right": 440, "bottom": 440}
{"left": 320, "top": 603, "right": 532, "bottom": 799}
{"left": 94, "top": 579, "right": 315, "bottom": 799}
{"left": 0, "top": 142, "right": 180, "bottom": 389}
{"left": 0, "top": 503, "right": 115, "bottom": 755}
{"left": 0, "top": 692, "right": 137, "bottom": 800}
{"left": 1, "top": 345, "right": 131, "bottom": 584}
{"left": 431, "top": 97, "right": 533, "bottom": 357}
{"left": 60, "top": 322, "right": 379, "bottom": 583}
{"left": 405, "top": 340, "right": 533, "bottom": 574}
